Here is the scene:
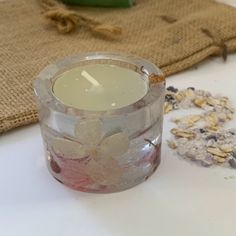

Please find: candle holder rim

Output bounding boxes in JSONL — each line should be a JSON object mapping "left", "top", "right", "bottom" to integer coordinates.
{"left": 34, "top": 51, "right": 165, "bottom": 116}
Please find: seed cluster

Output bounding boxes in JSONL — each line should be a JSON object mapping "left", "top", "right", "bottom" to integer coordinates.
{"left": 166, "top": 86, "right": 236, "bottom": 168}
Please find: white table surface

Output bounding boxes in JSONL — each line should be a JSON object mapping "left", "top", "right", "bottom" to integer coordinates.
{"left": 2, "top": 0, "right": 236, "bottom": 230}
{"left": 1, "top": 54, "right": 236, "bottom": 236}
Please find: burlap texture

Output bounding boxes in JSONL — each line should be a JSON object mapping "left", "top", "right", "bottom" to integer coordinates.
{"left": 1, "top": 0, "right": 236, "bottom": 134}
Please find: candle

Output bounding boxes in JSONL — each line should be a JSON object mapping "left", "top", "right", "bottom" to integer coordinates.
{"left": 53, "top": 64, "right": 148, "bottom": 111}
{"left": 34, "top": 52, "right": 165, "bottom": 193}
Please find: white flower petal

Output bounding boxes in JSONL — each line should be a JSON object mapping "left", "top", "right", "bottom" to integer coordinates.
{"left": 74, "top": 119, "right": 102, "bottom": 145}
{"left": 85, "top": 149, "right": 122, "bottom": 185}
{"left": 52, "top": 138, "right": 88, "bottom": 160}
{"left": 100, "top": 132, "right": 129, "bottom": 157}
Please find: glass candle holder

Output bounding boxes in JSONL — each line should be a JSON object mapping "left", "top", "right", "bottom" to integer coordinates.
{"left": 34, "top": 52, "right": 165, "bottom": 193}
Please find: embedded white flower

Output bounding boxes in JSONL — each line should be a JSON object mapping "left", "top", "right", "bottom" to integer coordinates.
{"left": 52, "top": 138, "right": 89, "bottom": 160}
{"left": 86, "top": 149, "right": 122, "bottom": 185}
{"left": 100, "top": 132, "right": 129, "bottom": 157}
{"left": 52, "top": 119, "right": 130, "bottom": 185}
{"left": 74, "top": 119, "right": 102, "bottom": 146}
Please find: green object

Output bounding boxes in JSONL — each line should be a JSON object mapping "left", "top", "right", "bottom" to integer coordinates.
{"left": 62, "top": 0, "right": 134, "bottom": 8}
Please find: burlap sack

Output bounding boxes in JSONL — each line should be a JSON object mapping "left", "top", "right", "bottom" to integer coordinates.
{"left": 1, "top": 0, "right": 236, "bottom": 134}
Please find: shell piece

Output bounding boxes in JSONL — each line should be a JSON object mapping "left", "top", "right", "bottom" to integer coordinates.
{"left": 100, "top": 132, "right": 129, "bottom": 157}
{"left": 75, "top": 119, "right": 102, "bottom": 146}
{"left": 52, "top": 138, "right": 88, "bottom": 159}
{"left": 86, "top": 149, "right": 122, "bottom": 185}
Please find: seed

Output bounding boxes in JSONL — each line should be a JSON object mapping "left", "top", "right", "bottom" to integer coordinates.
{"left": 185, "top": 89, "right": 195, "bottom": 98}
{"left": 201, "top": 160, "right": 213, "bottom": 167}
{"left": 218, "top": 113, "right": 227, "bottom": 122}
{"left": 174, "top": 115, "right": 201, "bottom": 127}
{"left": 187, "top": 87, "right": 195, "bottom": 91}
{"left": 167, "top": 86, "right": 178, "bottom": 93}
{"left": 206, "top": 126, "right": 219, "bottom": 132}
{"left": 207, "top": 147, "right": 228, "bottom": 158}
{"left": 172, "top": 103, "right": 178, "bottom": 109}
{"left": 165, "top": 87, "right": 235, "bottom": 169}
{"left": 229, "top": 159, "right": 236, "bottom": 169}
{"left": 224, "top": 104, "right": 235, "bottom": 113}
{"left": 206, "top": 97, "right": 220, "bottom": 106}
{"left": 220, "top": 145, "right": 233, "bottom": 153}
{"left": 220, "top": 100, "right": 227, "bottom": 106}
{"left": 176, "top": 92, "right": 186, "bottom": 102}
{"left": 165, "top": 94, "right": 175, "bottom": 101}
{"left": 171, "top": 128, "right": 196, "bottom": 139}
{"left": 221, "top": 96, "right": 229, "bottom": 101}
{"left": 164, "top": 103, "right": 173, "bottom": 114}
{"left": 213, "top": 156, "right": 226, "bottom": 163}
{"left": 206, "top": 135, "right": 217, "bottom": 142}
{"left": 232, "top": 152, "right": 236, "bottom": 158}
{"left": 194, "top": 98, "right": 206, "bottom": 108}
{"left": 226, "top": 113, "right": 233, "bottom": 120}
{"left": 205, "top": 113, "right": 218, "bottom": 127}
{"left": 167, "top": 140, "right": 177, "bottom": 149}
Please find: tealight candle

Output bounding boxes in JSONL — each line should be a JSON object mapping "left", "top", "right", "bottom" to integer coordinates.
{"left": 53, "top": 64, "right": 148, "bottom": 111}
{"left": 34, "top": 52, "right": 165, "bottom": 193}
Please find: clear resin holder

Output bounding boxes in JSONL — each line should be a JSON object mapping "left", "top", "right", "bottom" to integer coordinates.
{"left": 34, "top": 52, "right": 165, "bottom": 193}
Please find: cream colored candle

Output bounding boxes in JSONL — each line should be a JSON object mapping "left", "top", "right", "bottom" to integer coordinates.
{"left": 53, "top": 64, "right": 147, "bottom": 111}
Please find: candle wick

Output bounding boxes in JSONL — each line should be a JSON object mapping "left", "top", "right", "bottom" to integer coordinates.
{"left": 81, "top": 70, "right": 100, "bottom": 87}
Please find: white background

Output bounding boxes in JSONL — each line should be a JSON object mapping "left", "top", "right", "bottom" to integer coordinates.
{"left": 1, "top": 1, "right": 236, "bottom": 235}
